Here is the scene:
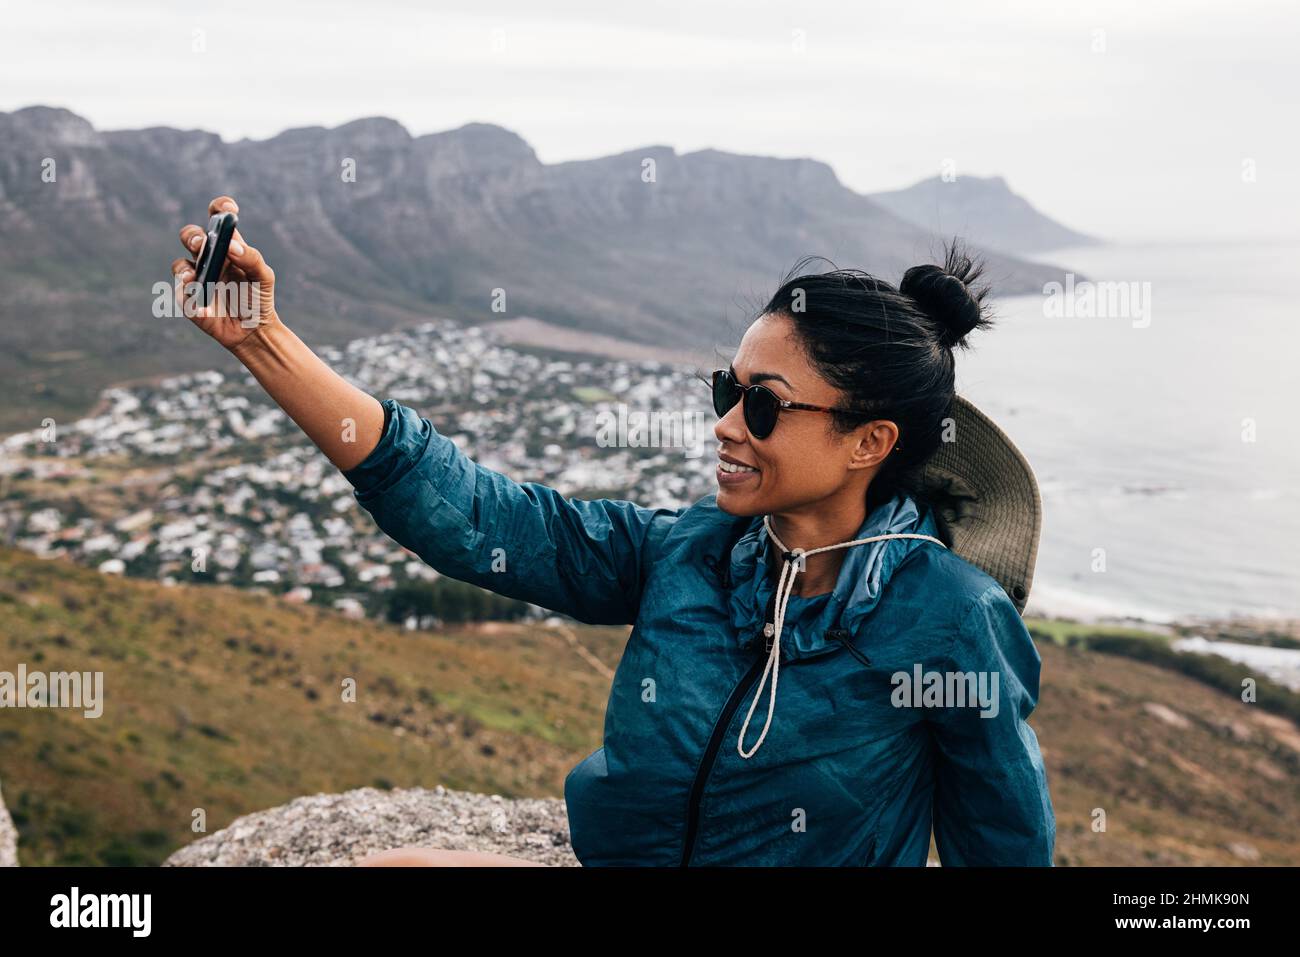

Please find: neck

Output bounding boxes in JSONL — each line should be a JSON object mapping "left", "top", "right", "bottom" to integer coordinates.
{"left": 766, "top": 493, "right": 874, "bottom": 598}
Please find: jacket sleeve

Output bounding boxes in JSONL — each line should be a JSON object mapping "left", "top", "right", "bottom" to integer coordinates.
{"left": 341, "top": 398, "right": 680, "bottom": 625}
{"left": 926, "top": 584, "right": 1057, "bottom": 866}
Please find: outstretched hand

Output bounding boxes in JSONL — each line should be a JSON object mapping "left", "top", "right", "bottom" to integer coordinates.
{"left": 171, "top": 195, "right": 280, "bottom": 352}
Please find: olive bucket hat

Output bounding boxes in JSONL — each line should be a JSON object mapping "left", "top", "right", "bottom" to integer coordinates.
{"left": 918, "top": 394, "right": 1042, "bottom": 616}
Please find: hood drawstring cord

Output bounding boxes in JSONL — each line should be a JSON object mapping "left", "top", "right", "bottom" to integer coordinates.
{"left": 736, "top": 516, "right": 947, "bottom": 759}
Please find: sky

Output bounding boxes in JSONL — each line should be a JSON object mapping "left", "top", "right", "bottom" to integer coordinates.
{"left": 2, "top": 0, "right": 1295, "bottom": 243}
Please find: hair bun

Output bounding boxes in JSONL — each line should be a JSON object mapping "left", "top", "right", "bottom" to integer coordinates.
{"left": 899, "top": 240, "right": 993, "bottom": 349}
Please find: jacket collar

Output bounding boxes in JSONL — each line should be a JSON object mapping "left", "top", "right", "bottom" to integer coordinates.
{"left": 726, "top": 492, "right": 939, "bottom": 660}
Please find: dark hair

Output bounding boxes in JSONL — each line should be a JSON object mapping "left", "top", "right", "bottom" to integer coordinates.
{"left": 758, "top": 237, "right": 994, "bottom": 515}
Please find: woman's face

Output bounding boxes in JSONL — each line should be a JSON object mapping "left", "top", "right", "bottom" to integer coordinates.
{"left": 713, "top": 312, "right": 895, "bottom": 518}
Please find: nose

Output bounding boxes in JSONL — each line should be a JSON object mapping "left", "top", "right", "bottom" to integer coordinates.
{"left": 714, "top": 399, "right": 748, "bottom": 446}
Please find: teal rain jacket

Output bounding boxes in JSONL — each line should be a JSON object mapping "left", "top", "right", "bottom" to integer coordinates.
{"left": 344, "top": 399, "right": 1057, "bottom": 866}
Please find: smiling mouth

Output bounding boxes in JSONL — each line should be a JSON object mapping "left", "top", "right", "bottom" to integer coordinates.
{"left": 718, "top": 461, "right": 759, "bottom": 474}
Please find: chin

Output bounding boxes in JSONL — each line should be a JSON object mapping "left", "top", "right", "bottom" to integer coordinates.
{"left": 715, "top": 486, "right": 764, "bottom": 517}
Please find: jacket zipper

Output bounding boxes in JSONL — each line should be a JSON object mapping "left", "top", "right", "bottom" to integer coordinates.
{"left": 680, "top": 589, "right": 778, "bottom": 867}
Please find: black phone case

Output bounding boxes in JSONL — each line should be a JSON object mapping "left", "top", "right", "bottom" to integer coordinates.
{"left": 194, "top": 211, "right": 238, "bottom": 306}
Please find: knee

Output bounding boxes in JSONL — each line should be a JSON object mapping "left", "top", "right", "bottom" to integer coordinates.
{"left": 357, "top": 847, "right": 458, "bottom": 867}
{"left": 357, "top": 847, "right": 547, "bottom": 867}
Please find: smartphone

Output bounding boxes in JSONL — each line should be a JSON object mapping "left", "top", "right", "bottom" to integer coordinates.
{"left": 193, "top": 211, "right": 238, "bottom": 306}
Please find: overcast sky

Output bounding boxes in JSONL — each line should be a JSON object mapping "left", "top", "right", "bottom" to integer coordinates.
{"left": 2, "top": 0, "right": 1294, "bottom": 243}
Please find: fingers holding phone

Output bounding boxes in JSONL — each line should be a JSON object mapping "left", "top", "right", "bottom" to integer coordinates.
{"left": 173, "top": 196, "right": 279, "bottom": 351}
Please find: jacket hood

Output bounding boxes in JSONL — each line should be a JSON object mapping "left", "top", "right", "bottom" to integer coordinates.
{"left": 727, "top": 492, "right": 941, "bottom": 661}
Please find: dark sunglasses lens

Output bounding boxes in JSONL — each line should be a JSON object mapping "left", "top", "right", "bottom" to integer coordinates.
{"left": 712, "top": 370, "right": 740, "bottom": 418}
{"left": 744, "top": 386, "right": 780, "bottom": 438}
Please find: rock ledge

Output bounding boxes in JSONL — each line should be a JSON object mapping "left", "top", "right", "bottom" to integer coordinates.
{"left": 164, "top": 785, "right": 577, "bottom": 867}
{"left": 0, "top": 777, "right": 18, "bottom": 867}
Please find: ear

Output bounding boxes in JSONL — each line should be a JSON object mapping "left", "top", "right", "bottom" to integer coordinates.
{"left": 846, "top": 420, "right": 899, "bottom": 472}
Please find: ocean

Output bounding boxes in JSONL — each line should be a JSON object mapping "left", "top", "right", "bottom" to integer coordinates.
{"left": 957, "top": 240, "right": 1300, "bottom": 623}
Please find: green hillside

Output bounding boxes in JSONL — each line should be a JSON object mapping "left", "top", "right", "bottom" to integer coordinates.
{"left": 0, "top": 547, "right": 624, "bottom": 865}
{"left": 1, "top": 547, "right": 1298, "bottom": 866}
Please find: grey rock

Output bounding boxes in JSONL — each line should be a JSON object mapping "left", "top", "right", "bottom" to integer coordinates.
{"left": 1227, "top": 841, "right": 1261, "bottom": 862}
{"left": 0, "top": 776, "right": 18, "bottom": 867}
{"left": 164, "top": 785, "right": 578, "bottom": 867}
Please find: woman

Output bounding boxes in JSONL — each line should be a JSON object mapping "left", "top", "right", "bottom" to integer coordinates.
{"left": 171, "top": 196, "right": 1056, "bottom": 867}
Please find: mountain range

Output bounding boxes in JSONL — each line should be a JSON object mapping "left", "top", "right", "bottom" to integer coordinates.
{"left": 0, "top": 106, "right": 1096, "bottom": 433}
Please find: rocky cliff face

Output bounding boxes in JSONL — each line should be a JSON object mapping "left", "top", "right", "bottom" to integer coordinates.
{"left": 164, "top": 785, "right": 578, "bottom": 867}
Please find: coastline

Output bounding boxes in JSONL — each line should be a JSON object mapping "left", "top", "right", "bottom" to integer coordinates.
{"left": 7, "top": 313, "right": 1299, "bottom": 655}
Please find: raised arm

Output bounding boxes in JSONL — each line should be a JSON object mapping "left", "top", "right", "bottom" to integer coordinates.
{"left": 171, "top": 195, "right": 678, "bottom": 624}
{"left": 170, "top": 195, "right": 385, "bottom": 470}
{"left": 342, "top": 399, "right": 679, "bottom": 624}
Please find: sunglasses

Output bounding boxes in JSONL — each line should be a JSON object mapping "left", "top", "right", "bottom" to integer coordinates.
{"left": 710, "top": 368, "right": 858, "bottom": 440}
